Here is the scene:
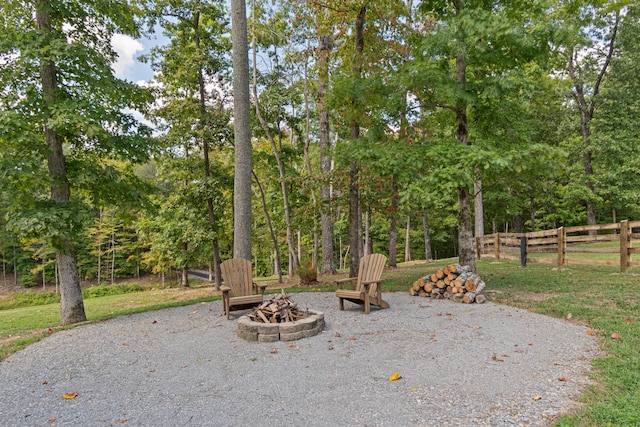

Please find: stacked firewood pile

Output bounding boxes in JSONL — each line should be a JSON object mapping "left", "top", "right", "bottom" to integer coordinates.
{"left": 246, "top": 292, "right": 310, "bottom": 323}
{"left": 409, "top": 264, "right": 487, "bottom": 304}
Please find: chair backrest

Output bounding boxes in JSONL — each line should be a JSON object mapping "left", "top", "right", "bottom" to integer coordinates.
{"left": 356, "top": 253, "right": 387, "bottom": 296}
{"left": 220, "top": 258, "right": 254, "bottom": 297}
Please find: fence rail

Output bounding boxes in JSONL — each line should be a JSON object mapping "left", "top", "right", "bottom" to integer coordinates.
{"left": 475, "top": 220, "right": 640, "bottom": 272}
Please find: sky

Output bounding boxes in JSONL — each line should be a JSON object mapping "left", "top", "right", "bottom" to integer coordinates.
{"left": 111, "top": 33, "right": 158, "bottom": 83}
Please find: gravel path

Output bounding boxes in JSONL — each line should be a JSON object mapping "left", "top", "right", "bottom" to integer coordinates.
{"left": 1, "top": 292, "right": 599, "bottom": 426}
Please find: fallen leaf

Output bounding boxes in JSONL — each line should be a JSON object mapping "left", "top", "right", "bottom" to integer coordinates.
{"left": 388, "top": 372, "right": 402, "bottom": 381}
{"left": 558, "top": 377, "right": 568, "bottom": 382}
{"left": 328, "top": 345, "right": 334, "bottom": 350}
{"left": 611, "top": 333, "right": 622, "bottom": 339}
{"left": 533, "top": 396, "right": 542, "bottom": 401}
{"left": 587, "top": 329, "right": 594, "bottom": 335}
{"left": 335, "top": 332, "right": 341, "bottom": 337}
{"left": 349, "top": 336, "right": 357, "bottom": 341}
{"left": 49, "top": 418, "right": 56, "bottom": 423}
{"left": 625, "top": 318, "right": 634, "bottom": 324}
{"left": 271, "top": 348, "right": 278, "bottom": 354}
{"left": 411, "top": 387, "right": 418, "bottom": 392}
{"left": 42, "top": 381, "right": 48, "bottom": 385}
{"left": 62, "top": 391, "right": 78, "bottom": 399}
{"left": 151, "top": 320, "right": 157, "bottom": 324}
{"left": 566, "top": 313, "right": 572, "bottom": 320}
{"left": 119, "top": 419, "right": 128, "bottom": 423}
{"left": 529, "top": 308, "right": 536, "bottom": 313}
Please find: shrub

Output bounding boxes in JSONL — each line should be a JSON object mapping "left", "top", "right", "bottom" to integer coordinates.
{"left": 295, "top": 262, "right": 318, "bottom": 286}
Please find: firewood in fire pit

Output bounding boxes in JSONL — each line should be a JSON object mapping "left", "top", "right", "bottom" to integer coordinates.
{"left": 246, "top": 292, "right": 310, "bottom": 323}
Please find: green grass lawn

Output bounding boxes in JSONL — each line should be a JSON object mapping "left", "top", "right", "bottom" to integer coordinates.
{"left": 2, "top": 259, "right": 639, "bottom": 426}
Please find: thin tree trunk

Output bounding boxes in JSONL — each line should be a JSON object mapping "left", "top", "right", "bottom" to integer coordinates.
{"left": 349, "top": 6, "right": 366, "bottom": 278}
{"left": 474, "top": 169, "right": 484, "bottom": 237}
{"left": 389, "top": 177, "right": 398, "bottom": 267}
{"left": 231, "top": 0, "right": 252, "bottom": 260}
{"left": 36, "top": 0, "right": 86, "bottom": 325}
{"left": 194, "top": 10, "right": 222, "bottom": 290}
{"left": 423, "top": 212, "right": 433, "bottom": 262}
{"left": 97, "top": 208, "right": 103, "bottom": 283}
{"left": 252, "top": 170, "right": 283, "bottom": 283}
{"left": 568, "top": 11, "right": 619, "bottom": 235}
{"left": 405, "top": 215, "right": 411, "bottom": 262}
{"left": 251, "top": 7, "right": 298, "bottom": 274}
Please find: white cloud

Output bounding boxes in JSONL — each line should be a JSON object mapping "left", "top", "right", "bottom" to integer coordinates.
{"left": 111, "top": 34, "right": 144, "bottom": 78}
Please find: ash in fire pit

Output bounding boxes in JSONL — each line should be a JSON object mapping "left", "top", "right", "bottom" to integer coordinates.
{"left": 237, "top": 292, "right": 324, "bottom": 342}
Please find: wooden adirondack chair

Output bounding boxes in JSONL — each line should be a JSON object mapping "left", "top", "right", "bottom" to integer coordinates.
{"left": 220, "top": 258, "right": 267, "bottom": 319}
{"left": 335, "top": 253, "right": 390, "bottom": 314}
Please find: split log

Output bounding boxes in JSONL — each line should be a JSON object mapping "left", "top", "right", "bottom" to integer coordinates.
{"left": 412, "top": 281, "right": 421, "bottom": 292}
{"left": 462, "top": 281, "right": 486, "bottom": 304}
{"left": 409, "top": 288, "right": 418, "bottom": 296}
{"left": 475, "top": 294, "right": 487, "bottom": 304}
{"left": 424, "top": 282, "right": 434, "bottom": 292}
{"left": 435, "top": 269, "right": 445, "bottom": 279}
{"left": 436, "top": 280, "right": 446, "bottom": 289}
{"left": 451, "top": 293, "right": 464, "bottom": 303}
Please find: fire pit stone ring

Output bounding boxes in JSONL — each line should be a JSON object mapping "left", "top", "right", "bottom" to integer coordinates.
{"left": 236, "top": 310, "right": 325, "bottom": 342}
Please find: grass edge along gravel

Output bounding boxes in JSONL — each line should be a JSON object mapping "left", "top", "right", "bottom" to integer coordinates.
{"left": 2, "top": 259, "right": 640, "bottom": 426}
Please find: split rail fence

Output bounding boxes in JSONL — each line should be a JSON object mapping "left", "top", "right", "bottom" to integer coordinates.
{"left": 475, "top": 220, "right": 640, "bottom": 273}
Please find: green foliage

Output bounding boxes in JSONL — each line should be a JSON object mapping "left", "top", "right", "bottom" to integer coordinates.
{"left": 82, "top": 282, "right": 145, "bottom": 299}
{"left": 0, "top": 290, "right": 61, "bottom": 310}
{"left": 295, "top": 261, "right": 318, "bottom": 286}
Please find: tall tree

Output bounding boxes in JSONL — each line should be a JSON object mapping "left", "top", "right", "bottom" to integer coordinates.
{"left": 561, "top": 1, "right": 622, "bottom": 229}
{"left": 1, "top": 0, "right": 152, "bottom": 324}
{"left": 145, "top": 0, "right": 231, "bottom": 288}
{"left": 231, "top": 0, "right": 253, "bottom": 260}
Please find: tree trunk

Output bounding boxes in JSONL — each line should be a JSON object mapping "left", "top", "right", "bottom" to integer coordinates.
{"left": 251, "top": 11, "right": 298, "bottom": 274}
{"left": 474, "top": 169, "right": 484, "bottom": 237}
{"left": 405, "top": 215, "right": 411, "bottom": 262}
{"left": 348, "top": 6, "right": 366, "bottom": 278}
{"left": 302, "top": 43, "right": 319, "bottom": 270}
{"left": 567, "top": 11, "right": 619, "bottom": 236}
{"left": 317, "top": 33, "right": 336, "bottom": 275}
{"left": 423, "top": 211, "right": 433, "bottom": 262}
{"left": 454, "top": 0, "right": 476, "bottom": 272}
{"left": 231, "top": 0, "right": 252, "bottom": 260}
{"left": 194, "top": 11, "right": 223, "bottom": 290}
{"left": 389, "top": 177, "right": 398, "bottom": 267}
{"left": 36, "top": 0, "right": 86, "bottom": 325}
{"left": 252, "top": 170, "right": 283, "bottom": 283}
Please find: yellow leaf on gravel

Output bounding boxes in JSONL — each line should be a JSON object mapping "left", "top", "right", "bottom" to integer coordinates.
{"left": 62, "top": 391, "right": 78, "bottom": 399}
{"left": 533, "top": 396, "right": 542, "bottom": 401}
{"left": 389, "top": 372, "right": 402, "bottom": 381}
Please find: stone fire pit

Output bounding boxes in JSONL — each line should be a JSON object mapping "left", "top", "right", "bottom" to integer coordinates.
{"left": 236, "top": 292, "right": 324, "bottom": 342}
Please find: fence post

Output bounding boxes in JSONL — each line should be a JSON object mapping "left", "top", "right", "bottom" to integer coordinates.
{"left": 520, "top": 235, "right": 527, "bottom": 267}
{"left": 557, "top": 227, "right": 565, "bottom": 270}
{"left": 620, "top": 219, "right": 630, "bottom": 273}
{"left": 494, "top": 233, "right": 500, "bottom": 261}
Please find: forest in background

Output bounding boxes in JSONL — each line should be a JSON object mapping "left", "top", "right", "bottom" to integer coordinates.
{"left": 1, "top": 1, "right": 639, "bottom": 298}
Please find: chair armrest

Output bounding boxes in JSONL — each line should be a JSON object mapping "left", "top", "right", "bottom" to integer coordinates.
{"left": 220, "top": 285, "right": 231, "bottom": 293}
{"left": 335, "top": 277, "right": 356, "bottom": 289}
{"left": 254, "top": 282, "right": 268, "bottom": 295}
